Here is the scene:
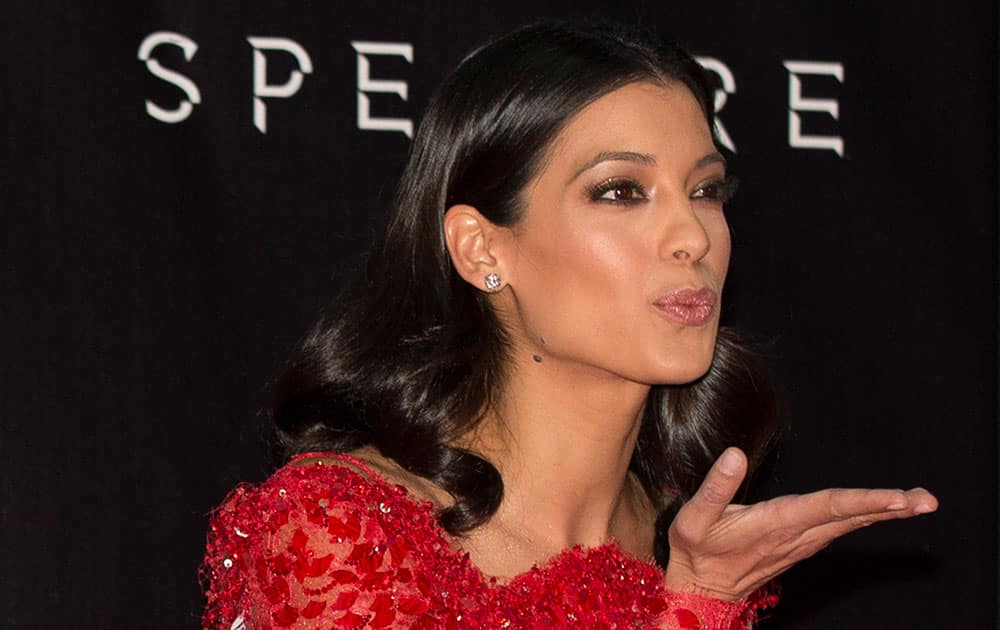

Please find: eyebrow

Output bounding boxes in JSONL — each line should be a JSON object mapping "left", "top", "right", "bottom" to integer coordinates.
{"left": 694, "top": 152, "right": 727, "bottom": 171}
{"left": 569, "top": 150, "right": 727, "bottom": 182}
{"left": 570, "top": 151, "right": 656, "bottom": 182}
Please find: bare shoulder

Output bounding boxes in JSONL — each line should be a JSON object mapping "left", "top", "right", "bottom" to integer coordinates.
{"left": 292, "top": 446, "right": 452, "bottom": 509}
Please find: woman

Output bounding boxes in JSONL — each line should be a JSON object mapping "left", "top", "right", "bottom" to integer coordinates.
{"left": 201, "top": 22, "right": 937, "bottom": 629}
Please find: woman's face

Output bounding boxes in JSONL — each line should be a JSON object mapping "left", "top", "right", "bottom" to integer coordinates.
{"left": 500, "top": 81, "right": 732, "bottom": 385}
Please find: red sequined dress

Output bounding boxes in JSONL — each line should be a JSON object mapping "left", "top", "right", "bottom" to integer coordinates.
{"left": 202, "top": 453, "right": 778, "bottom": 629}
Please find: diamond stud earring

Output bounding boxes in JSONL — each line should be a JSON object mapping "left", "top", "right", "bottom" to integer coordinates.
{"left": 484, "top": 272, "right": 501, "bottom": 292}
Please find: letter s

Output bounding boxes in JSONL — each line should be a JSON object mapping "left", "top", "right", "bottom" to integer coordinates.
{"left": 137, "top": 31, "right": 201, "bottom": 123}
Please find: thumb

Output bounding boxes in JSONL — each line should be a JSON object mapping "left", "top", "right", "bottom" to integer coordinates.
{"left": 674, "top": 447, "right": 747, "bottom": 539}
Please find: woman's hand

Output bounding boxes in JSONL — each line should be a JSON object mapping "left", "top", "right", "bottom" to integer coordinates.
{"left": 663, "top": 447, "right": 938, "bottom": 600}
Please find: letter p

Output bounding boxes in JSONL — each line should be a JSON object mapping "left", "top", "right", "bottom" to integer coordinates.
{"left": 247, "top": 37, "right": 314, "bottom": 134}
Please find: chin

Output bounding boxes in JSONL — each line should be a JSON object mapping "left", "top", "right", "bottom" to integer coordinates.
{"left": 645, "top": 353, "right": 715, "bottom": 385}
{"left": 660, "top": 365, "right": 712, "bottom": 385}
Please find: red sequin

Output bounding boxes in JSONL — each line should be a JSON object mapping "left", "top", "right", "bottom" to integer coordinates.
{"left": 301, "top": 600, "right": 326, "bottom": 619}
{"left": 200, "top": 453, "right": 777, "bottom": 628}
{"left": 674, "top": 608, "right": 701, "bottom": 628}
{"left": 330, "top": 590, "right": 359, "bottom": 611}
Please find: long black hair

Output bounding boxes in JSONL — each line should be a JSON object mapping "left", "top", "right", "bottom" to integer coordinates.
{"left": 270, "top": 21, "right": 778, "bottom": 568}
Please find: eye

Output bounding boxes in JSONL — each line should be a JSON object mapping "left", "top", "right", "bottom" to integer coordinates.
{"left": 692, "top": 175, "right": 739, "bottom": 204}
{"left": 587, "top": 177, "right": 649, "bottom": 205}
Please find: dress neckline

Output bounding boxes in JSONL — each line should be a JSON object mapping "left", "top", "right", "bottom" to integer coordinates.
{"left": 285, "top": 450, "right": 662, "bottom": 587}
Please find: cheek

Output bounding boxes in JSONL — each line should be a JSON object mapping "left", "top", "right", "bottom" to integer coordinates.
{"left": 568, "top": 226, "right": 643, "bottom": 286}
{"left": 708, "top": 213, "right": 733, "bottom": 283}
{"left": 514, "top": 222, "right": 644, "bottom": 333}
{"left": 547, "top": 238, "right": 636, "bottom": 300}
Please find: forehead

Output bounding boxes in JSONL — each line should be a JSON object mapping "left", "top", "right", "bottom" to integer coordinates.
{"left": 543, "top": 81, "right": 715, "bottom": 175}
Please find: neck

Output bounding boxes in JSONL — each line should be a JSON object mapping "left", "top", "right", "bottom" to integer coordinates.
{"left": 460, "top": 346, "right": 652, "bottom": 552}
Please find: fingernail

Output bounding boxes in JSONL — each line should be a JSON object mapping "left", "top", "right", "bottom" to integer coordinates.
{"left": 719, "top": 449, "right": 741, "bottom": 475}
{"left": 914, "top": 503, "right": 935, "bottom": 514}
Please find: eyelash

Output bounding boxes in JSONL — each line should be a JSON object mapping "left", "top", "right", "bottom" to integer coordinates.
{"left": 586, "top": 177, "right": 649, "bottom": 205}
{"left": 693, "top": 175, "right": 739, "bottom": 204}
{"left": 587, "top": 175, "right": 740, "bottom": 206}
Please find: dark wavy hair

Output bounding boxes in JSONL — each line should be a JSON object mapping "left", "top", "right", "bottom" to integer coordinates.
{"left": 270, "top": 22, "right": 778, "bottom": 568}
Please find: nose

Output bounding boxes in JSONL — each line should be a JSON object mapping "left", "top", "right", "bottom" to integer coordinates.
{"left": 658, "top": 201, "right": 711, "bottom": 263}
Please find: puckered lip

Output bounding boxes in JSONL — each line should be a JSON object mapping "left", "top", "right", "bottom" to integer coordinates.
{"left": 651, "top": 287, "right": 717, "bottom": 326}
{"left": 652, "top": 287, "right": 717, "bottom": 308}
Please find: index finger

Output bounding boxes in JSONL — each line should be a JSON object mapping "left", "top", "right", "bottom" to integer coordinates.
{"left": 774, "top": 487, "right": 938, "bottom": 530}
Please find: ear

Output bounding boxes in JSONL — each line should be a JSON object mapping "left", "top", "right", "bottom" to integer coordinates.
{"left": 443, "top": 204, "right": 506, "bottom": 292}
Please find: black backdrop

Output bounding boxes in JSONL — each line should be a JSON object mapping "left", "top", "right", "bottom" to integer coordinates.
{"left": 2, "top": 1, "right": 997, "bottom": 628}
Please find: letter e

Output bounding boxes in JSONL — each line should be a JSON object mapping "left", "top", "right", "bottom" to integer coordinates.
{"left": 350, "top": 41, "right": 413, "bottom": 138}
{"left": 783, "top": 61, "right": 845, "bottom": 157}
